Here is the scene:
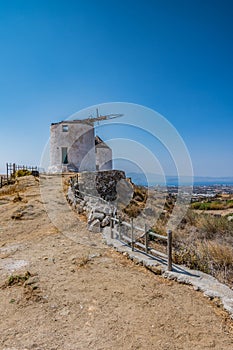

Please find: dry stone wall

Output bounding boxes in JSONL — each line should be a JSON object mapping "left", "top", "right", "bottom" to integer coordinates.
{"left": 67, "top": 170, "right": 127, "bottom": 232}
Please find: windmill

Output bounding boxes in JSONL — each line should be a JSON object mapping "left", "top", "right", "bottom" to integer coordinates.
{"left": 79, "top": 108, "right": 123, "bottom": 125}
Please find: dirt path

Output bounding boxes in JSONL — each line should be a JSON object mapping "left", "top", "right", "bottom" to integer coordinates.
{"left": 0, "top": 176, "right": 232, "bottom": 350}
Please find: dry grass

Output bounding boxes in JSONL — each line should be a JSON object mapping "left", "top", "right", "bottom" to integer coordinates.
{"left": 151, "top": 220, "right": 167, "bottom": 236}
{"left": 144, "top": 201, "right": 233, "bottom": 286}
{"left": 72, "top": 254, "right": 91, "bottom": 268}
{"left": 196, "top": 215, "right": 233, "bottom": 237}
{"left": 122, "top": 191, "right": 233, "bottom": 286}
{"left": 1, "top": 271, "right": 42, "bottom": 303}
{"left": 206, "top": 241, "right": 233, "bottom": 268}
{"left": 123, "top": 185, "right": 147, "bottom": 218}
{"left": 1, "top": 271, "right": 31, "bottom": 288}
{"left": 0, "top": 183, "right": 18, "bottom": 196}
{"left": 0, "top": 175, "right": 37, "bottom": 197}
{"left": 172, "top": 213, "right": 233, "bottom": 286}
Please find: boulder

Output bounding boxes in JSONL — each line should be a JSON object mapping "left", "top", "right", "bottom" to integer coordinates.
{"left": 101, "top": 216, "right": 111, "bottom": 227}
{"left": 92, "top": 211, "right": 105, "bottom": 221}
{"left": 94, "top": 205, "right": 113, "bottom": 215}
{"left": 88, "top": 219, "right": 101, "bottom": 233}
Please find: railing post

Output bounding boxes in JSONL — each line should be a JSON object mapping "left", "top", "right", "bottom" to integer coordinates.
{"left": 131, "top": 218, "right": 134, "bottom": 251}
{"left": 0, "top": 176, "right": 2, "bottom": 188}
{"left": 110, "top": 214, "right": 113, "bottom": 239}
{"left": 145, "top": 224, "right": 149, "bottom": 253}
{"left": 6, "top": 163, "right": 8, "bottom": 183}
{"left": 167, "top": 230, "right": 172, "bottom": 271}
{"left": 13, "top": 163, "right": 16, "bottom": 176}
{"left": 118, "top": 216, "right": 122, "bottom": 240}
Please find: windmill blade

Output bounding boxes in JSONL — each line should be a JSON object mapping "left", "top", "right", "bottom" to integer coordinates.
{"left": 84, "top": 113, "right": 124, "bottom": 124}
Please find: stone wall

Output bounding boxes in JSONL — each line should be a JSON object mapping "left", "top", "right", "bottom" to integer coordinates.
{"left": 67, "top": 170, "right": 128, "bottom": 233}
{"left": 72, "top": 170, "right": 126, "bottom": 201}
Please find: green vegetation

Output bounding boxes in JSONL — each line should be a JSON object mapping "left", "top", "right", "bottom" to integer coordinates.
{"left": 191, "top": 200, "right": 233, "bottom": 210}
{"left": 14, "top": 169, "right": 32, "bottom": 177}
{"left": 6, "top": 271, "right": 31, "bottom": 286}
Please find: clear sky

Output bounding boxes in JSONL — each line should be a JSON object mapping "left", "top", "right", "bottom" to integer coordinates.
{"left": 0, "top": 0, "right": 232, "bottom": 176}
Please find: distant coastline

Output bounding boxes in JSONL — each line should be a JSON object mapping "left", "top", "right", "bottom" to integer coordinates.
{"left": 126, "top": 172, "right": 233, "bottom": 187}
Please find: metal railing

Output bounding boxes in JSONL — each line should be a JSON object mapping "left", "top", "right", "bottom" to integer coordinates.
{"left": 0, "top": 163, "right": 39, "bottom": 189}
{"left": 0, "top": 175, "right": 9, "bottom": 188}
{"left": 7, "top": 163, "right": 39, "bottom": 177}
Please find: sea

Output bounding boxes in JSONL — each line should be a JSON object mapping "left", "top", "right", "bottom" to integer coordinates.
{"left": 127, "top": 172, "right": 233, "bottom": 188}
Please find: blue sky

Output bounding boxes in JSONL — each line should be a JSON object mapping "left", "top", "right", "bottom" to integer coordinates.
{"left": 0, "top": 0, "right": 232, "bottom": 176}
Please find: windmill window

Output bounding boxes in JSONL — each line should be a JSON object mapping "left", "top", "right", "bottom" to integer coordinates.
{"left": 62, "top": 125, "right": 69, "bottom": 132}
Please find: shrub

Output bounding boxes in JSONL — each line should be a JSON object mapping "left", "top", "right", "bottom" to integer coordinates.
{"left": 14, "top": 169, "right": 32, "bottom": 177}
{"left": 124, "top": 203, "right": 141, "bottom": 218}
{"left": 206, "top": 241, "right": 233, "bottom": 268}
{"left": 196, "top": 215, "right": 233, "bottom": 238}
{"left": 172, "top": 243, "right": 209, "bottom": 273}
{"left": 6, "top": 271, "right": 31, "bottom": 286}
{"left": 227, "top": 200, "right": 233, "bottom": 209}
{"left": 185, "top": 209, "right": 198, "bottom": 226}
{"left": 133, "top": 186, "right": 147, "bottom": 203}
{"left": 172, "top": 212, "right": 233, "bottom": 286}
{"left": 123, "top": 185, "right": 147, "bottom": 218}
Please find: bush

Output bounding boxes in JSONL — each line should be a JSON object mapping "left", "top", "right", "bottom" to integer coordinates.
{"left": 133, "top": 186, "right": 147, "bottom": 203}
{"left": 14, "top": 169, "right": 32, "bottom": 177}
{"left": 196, "top": 214, "right": 233, "bottom": 238}
{"left": 172, "top": 243, "right": 209, "bottom": 273}
{"left": 227, "top": 200, "right": 233, "bottom": 209}
{"left": 123, "top": 185, "right": 147, "bottom": 218}
{"left": 185, "top": 209, "right": 198, "bottom": 226}
{"left": 206, "top": 241, "right": 233, "bottom": 268}
{"left": 172, "top": 210, "right": 233, "bottom": 286}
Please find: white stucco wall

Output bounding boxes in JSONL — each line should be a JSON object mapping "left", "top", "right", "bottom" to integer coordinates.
{"left": 96, "top": 146, "right": 112, "bottom": 171}
{"left": 50, "top": 121, "right": 96, "bottom": 172}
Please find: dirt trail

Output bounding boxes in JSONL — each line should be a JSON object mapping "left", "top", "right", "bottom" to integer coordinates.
{"left": 0, "top": 176, "right": 233, "bottom": 350}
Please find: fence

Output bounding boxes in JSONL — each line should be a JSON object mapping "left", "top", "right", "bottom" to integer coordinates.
{"left": 110, "top": 216, "right": 173, "bottom": 271}
{"left": 69, "top": 179, "right": 173, "bottom": 271}
{"left": 0, "top": 175, "right": 9, "bottom": 188}
{"left": 7, "top": 163, "right": 39, "bottom": 178}
{"left": 0, "top": 163, "right": 39, "bottom": 189}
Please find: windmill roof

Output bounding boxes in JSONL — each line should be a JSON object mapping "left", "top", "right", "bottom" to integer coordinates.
{"left": 95, "top": 136, "right": 111, "bottom": 149}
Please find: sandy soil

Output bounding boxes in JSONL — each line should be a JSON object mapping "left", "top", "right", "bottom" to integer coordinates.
{"left": 0, "top": 176, "right": 233, "bottom": 350}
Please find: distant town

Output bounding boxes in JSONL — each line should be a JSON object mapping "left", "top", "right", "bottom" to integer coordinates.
{"left": 167, "top": 184, "right": 233, "bottom": 198}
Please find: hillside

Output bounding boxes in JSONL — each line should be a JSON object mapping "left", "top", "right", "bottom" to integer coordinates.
{"left": 0, "top": 176, "right": 233, "bottom": 349}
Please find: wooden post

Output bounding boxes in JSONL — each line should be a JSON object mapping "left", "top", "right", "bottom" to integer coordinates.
{"left": 118, "top": 216, "right": 122, "bottom": 240}
{"left": 13, "top": 163, "right": 16, "bottom": 176}
{"left": 145, "top": 224, "right": 149, "bottom": 253}
{"left": 6, "top": 163, "right": 8, "bottom": 183}
{"left": 110, "top": 214, "right": 113, "bottom": 239}
{"left": 167, "top": 230, "right": 172, "bottom": 271}
{"left": 0, "top": 176, "right": 2, "bottom": 188}
{"left": 131, "top": 218, "right": 134, "bottom": 251}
